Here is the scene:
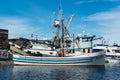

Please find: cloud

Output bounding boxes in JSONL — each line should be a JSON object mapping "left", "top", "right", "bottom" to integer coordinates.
{"left": 84, "top": 6, "right": 120, "bottom": 21}
{"left": 74, "top": 0, "right": 95, "bottom": 5}
{"left": 0, "top": 16, "right": 38, "bottom": 38}
{"left": 107, "top": 0, "right": 120, "bottom": 2}
{"left": 83, "top": 6, "right": 120, "bottom": 43}
{"left": 74, "top": 0, "right": 120, "bottom": 5}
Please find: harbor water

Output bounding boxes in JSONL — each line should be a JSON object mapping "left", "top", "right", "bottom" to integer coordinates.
{"left": 0, "top": 63, "right": 120, "bottom": 80}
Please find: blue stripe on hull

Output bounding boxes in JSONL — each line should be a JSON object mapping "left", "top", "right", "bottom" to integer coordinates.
{"left": 13, "top": 57, "right": 93, "bottom": 63}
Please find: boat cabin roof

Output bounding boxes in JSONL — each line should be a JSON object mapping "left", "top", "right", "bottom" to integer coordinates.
{"left": 79, "top": 35, "right": 95, "bottom": 39}
{"left": 96, "top": 44, "right": 109, "bottom": 46}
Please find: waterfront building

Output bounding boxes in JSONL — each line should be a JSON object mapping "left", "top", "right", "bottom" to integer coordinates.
{"left": 0, "top": 29, "right": 9, "bottom": 49}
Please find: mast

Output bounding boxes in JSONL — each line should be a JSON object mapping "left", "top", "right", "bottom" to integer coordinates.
{"left": 53, "top": 4, "right": 74, "bottom": 49}
{"left": 61, "top": 19, "right": 65, "bottom": 48}
{"left": 53, "top": 5, "right": 63, "bottom": 48}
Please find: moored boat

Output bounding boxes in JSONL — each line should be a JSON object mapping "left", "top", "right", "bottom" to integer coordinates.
{"left": 94, "top": 44, "right": 120, "bottom": 63}
{"left": 12, "top": 7, "right": 105, "bottom": 66}
{"left": 13, "top": 51, "right": 105, "bottom": 66}
{"left": 13, "top": 34, "right": 105, "bottom": 66}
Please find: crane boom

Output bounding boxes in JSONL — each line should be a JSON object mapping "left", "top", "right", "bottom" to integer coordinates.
{"left": 66, "top": 14, "right": 74, "bottom": 29}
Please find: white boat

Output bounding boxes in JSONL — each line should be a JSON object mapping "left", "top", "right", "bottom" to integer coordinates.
{"left": 94, "top": 44, "right": 120, "bottom": 63}
{"left": 24, "top": 41, "right": 58, "bottom": 57}
{"left": 13, "top": 34, "right": 105, "bottom": 66}
{"left": 13, "top": 7, "right": 105, "bottom": 66}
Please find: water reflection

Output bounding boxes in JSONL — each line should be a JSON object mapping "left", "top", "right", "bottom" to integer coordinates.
{"left": 10, "top": 66, "right": 105, "bottom": 80}
{"left": 0, "top": 65, "right": 107, "bottom": 80}
{"left": 0, "top": 66, "right": 13, "bottom": 80}
{"left": 50, "top": 66, "right": 105, "bottom": 80}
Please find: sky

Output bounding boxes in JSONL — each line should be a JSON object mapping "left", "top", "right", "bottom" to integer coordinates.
{"left": 0, "top": 0, "right": 120, "bottom": 44}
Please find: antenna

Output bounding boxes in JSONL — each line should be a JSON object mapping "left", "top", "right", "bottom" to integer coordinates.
{"left": 51, "top": 12, "right": 56, "bottom": 26}
{"left": 58, "top": 1, "right": 63, "bottom": 21}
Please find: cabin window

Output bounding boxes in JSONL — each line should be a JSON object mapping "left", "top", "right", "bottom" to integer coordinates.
{"left": 50, "top": 52, "right": 53, "bottom": 54}
{"left": 114, "top": 50, "right": 120, "bottom": 53}
{"left": 73, "top": 50, "right": 75, "bottom": 53}
{"left": 107, "top": 49, "right": 110, "bottom": 52}
{"left": 88, "top": 49, "right": 90, "bottom": 53}
{"left": 83, "top": 49, "right": 85, "bottom": 53}
{"left": 69, "top": 50, "right": 75, "bottom": 53}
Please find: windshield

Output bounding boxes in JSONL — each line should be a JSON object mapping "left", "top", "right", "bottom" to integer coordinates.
{"left": 112, "top": 49, "right": 120, "bottom": 53}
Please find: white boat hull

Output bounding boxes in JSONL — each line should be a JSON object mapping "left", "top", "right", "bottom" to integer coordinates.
{"left": 106, "top": 57, "right": 120, "bottom": 63}
{"left": 13, "top": 51, "right": 105, "bottom": 66}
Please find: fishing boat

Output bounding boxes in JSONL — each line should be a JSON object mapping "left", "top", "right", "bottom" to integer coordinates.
{"left": 94, "top": 44, "right": 120, "bottom": 63}
{"left": 13, "top": 7, "right": 105, "bottom": 66}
